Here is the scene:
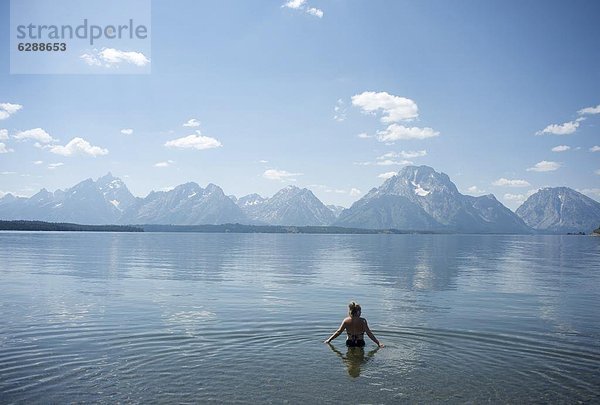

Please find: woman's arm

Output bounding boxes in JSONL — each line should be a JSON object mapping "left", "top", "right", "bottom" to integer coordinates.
{"left": 364, "top": 320, "right": 384, "bottom": 347}
{"left": 324, "top": 320, "right": 347, "bottom": 343}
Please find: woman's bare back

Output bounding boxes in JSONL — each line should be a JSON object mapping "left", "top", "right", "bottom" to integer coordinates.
{"left": 344, "top": 316, "right": 366, "bottom": 339}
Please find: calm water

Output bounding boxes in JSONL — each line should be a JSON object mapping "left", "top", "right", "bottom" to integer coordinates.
{"left": 0, "top": 232, "right": 599, "bottom": 403}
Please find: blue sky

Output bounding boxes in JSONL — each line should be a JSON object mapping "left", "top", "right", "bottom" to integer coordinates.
{"left": 1, "top": 0, "right": 599, "bottom": 209}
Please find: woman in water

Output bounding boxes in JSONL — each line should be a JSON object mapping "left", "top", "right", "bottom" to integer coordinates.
{"left": 324, "top": 302, "right": 384, "bottom": 348}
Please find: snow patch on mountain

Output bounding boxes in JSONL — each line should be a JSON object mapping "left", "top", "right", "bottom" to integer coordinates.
{"left": 412, "top": 181, "right": 430, "bottom": 197}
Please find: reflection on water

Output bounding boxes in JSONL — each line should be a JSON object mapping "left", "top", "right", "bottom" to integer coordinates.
{"left": 327, "top": 343, "right": 380, "bottom": 378}
{"left": 0, "top": 232, "right": 599, "bottom": 403}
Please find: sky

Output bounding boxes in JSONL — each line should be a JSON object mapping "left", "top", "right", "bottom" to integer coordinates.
{"left": 0, "top": 0, "right": 599, "bottom": 210}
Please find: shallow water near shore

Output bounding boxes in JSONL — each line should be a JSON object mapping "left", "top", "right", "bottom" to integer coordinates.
{"left": 1, "top": 232, "right": 599, "bottom": 403}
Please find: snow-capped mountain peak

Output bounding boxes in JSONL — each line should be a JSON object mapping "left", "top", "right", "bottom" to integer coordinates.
{"left": 336, "top": 165, "right": 531, "bottom": 233}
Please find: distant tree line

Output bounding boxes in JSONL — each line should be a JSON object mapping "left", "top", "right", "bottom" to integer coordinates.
{"left": 0, "top": 220, "right": 443, "bottom": 234}
{"left": 8, "top": 220, "right": 599, "bottom": 235}
{"left": 141, "top": 223, "right": 439, "bottom": 234}
{"left": 0, "top": 220, "right": 143, "bottom": 232}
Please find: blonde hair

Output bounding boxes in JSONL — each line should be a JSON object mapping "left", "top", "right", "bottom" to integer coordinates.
{"left": 348, "top": 301, "right": 361, "bottom": 317}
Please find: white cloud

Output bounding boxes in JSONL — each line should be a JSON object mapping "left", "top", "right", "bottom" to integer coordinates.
{"left": 306, "top": 7, "right": 323, "bottom": 18}
{"left": 0, "top": 103, "right": 23, "bottom": 120}
{"left": 492, "top": 178, "right": 531, "bottom": 187}
{"left": 154, "top": 160, "right": 174, "bottom": 168}
{"left": 401, "top": 150, "right": 427, "bottom": 158}
{"left": 0, "top": 103, "right": 23, "bottom": 115}
{"left": 48, "top": 162, "right": 64, "bottom": 169}
{"left": 351, "top": 91, "right": 418, "bottom": 123}
{"left": 356, "top": 158, "right": 413, "bottom": 167}
{"left": 357, "top": 133, "right": 372, "bottom": 139}
{"left": 377, "top": 152, "right": 397, "bottom": 160}
{"left": 98, "top": 48, "right": 150, "bottom": 66}
{"left": 378, "top": 150, "right": 427, "bottom": 160}
{"left": 259, "top": 160, "right": 269, "bottom": 163}
{"left": 578, "top": 104, "right": 600, "bottom": 115}
{"left": 307, "top": 184, "right": 347, "bottom": 194}
{"left": 283, "top": 0, "right": 305, "bottom": 9}
{"left": 282, "top": 0, "right": 323, "bottom": 18}
{"left": 536, "top": 103, "right": 600, "bottom": 136}
{"left": 81, "top": 48, "right": 150, "bottom": 67}
{"left": 121, "top": 128, "right": 133, "bottom": 135}
{"left": 590, "top": 146, "right": 600, "bottom": 152}
{"left": 333, "top": 99, "right": 346, "bottom": 122}
{"left": 14, "top": 128, "right": 57, "bottom": 144}
{"left": 0, "top": 190, "right": 27, "bottom": 198}
{"left": 378, "top": 172, "right": 397, "bottom": 180}
{"left": 551, "top": 145, "right": 570, "bottom": 152}
{"left": 33, "top": 160, "right": 43, "bottom": 165}
{"left": 183, "top": 118, "right": 201, "bottom": 128}
{"left": 595, "top": 169, "right": 600, "bottom": 176}
{"left": 526, "top": 161, "right": 561, "bottom": 172}
{"left": 165, "top": 132, "right": 222, "bottom": 150}
{"left": 80, "top": 53, "right": 100, "bottom": 66}
{"left": 467, "top": 186, "right": 486, "bottom": 195}
{"left": 376, "top": 159, "right": 413, "bottom": 166}
{"left": 0, "top": 129, "right": 8, "bottom": 140}
{"left": 50, "top": 137, "right": 109, "bottom": 157}
{"left": 350, "top": 188, "right": 362, "bottom": 197}
{"left": 0, "top": 142, "right": 13, "bottom": 153}
{"left": 263, "top": 169, "right": 303, "bottom": 181}
{"left": 377, "top": 124, "right": 439, "bottom": 142}
{"left": 578, "top": 188, "right": 600, "bottom": 200}
{"left": 503, "top": 193, "right": 527, "bottom": 204}
{"left": 536, "top": 120, "right": 580, "bottom": 135}
{"left": 503, "top": 189, "right": 538, "bottom": 206}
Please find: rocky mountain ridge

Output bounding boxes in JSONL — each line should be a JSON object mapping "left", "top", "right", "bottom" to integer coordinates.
{"left": 515, "top": 187, "right": 600, "bottom": 233}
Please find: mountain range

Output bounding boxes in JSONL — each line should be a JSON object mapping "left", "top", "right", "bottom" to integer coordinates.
{"left": 1, "top": 167, "right": 599, "bottom": 233}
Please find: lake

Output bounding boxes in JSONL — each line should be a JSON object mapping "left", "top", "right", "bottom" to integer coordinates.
{"left": 0, "top": 232, "right": 599, "bottom": 403}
